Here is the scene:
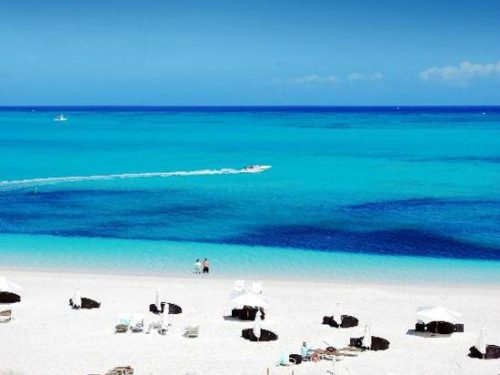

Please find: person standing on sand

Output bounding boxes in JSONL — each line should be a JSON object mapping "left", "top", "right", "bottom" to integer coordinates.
{"left": 194, "top": 259, "right": 202, "bottom": 274}
{"left": 203, "top": 258, "right": 210, "bottom": 274}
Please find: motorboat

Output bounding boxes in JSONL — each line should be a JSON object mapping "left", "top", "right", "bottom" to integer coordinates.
{"left": 243, "top": 165, "right": 272, "bottom": 173}
{"left": 54, "top": 114, "right": 68, "bottom": 122}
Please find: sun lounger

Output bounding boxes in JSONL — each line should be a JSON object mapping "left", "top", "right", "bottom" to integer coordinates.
{"left": 0, "top": 292, "right": 21, "bottom": 304}
{"left": 149, "top": 302, "right": 182, "bottom": 315}
{"left": 149, "top": 302, "right": 166, "bottom": 315}
{"left": 115, "top": 315, "right": 131, "bottom": 333}
{"left": 288, "top": 354, "right": 302, "bottom": 364}
{"left": 469, "top": 345, "right": 500, "bottom": 360}
{"left": 145, "top": 315, "right": 171, "bottom": 335}
{"left": 350, "top": 336, "right": 390, "bottom": 351}
{"left": 241, "top": 328, "right": 278, "bottom": 342}
{"left": 184, "top": 325, "right": 199, "bottom": 338}
{"left": 426, "top": 321, "right": 456, "bottom": 334}
{"left": 69, "top": 297, "right": 100, "bottom": 309}
{"left": 105, "top": 366, "right": 134, "bottom": 375}
{"left": 158, "top": 323, "right": 171, "bottom": 335}
{"left": 167, "top": 303, "right": 182, "bottom": 314}
{"left": 130, "top": 314, "right": 144, "bottom": 333}
{"left": 231, "top": 306, "right": 265, "bottom": 321}
{"left": 322, "top": 315, "right": 359, "bottom": 328}
{"left": 0, "top": 309, "right": 12, "bottom": 323}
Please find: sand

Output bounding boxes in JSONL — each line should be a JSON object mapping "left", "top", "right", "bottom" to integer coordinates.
{"left": 1, "top": 269, "right": 499, "bottom": 375}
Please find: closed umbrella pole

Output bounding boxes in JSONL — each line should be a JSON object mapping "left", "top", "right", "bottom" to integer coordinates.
{"left": 476, "top": 325, "right": 487, "bottom": 358}
{"left": 253, "top": 314, "right": 262, "bottom": 341}
{"left": 362, "top": 323, "right": 372, "bottom": 349}
{"left": 155, "top": 288, "right": 161, "bottom": 311}
{"left": 73, "top": 288, "right": 82, "bottom": 308}
{"left": 333, "top": 302, "right": 341, "bottom": 327}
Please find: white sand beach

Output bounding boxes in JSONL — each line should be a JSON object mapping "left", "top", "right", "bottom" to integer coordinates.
{"left": 1, "top": 269, "right": 500, "bottom": 375}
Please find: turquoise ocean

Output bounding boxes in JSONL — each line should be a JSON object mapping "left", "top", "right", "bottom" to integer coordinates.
{"left": 1, "top": 107, "right": 499, "bottom": 284}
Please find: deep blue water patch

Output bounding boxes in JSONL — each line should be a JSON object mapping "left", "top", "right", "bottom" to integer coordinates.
{"left": 348, "top": 198, "right": 500, "bottom": 211}
{"left": 217, "top": 226, "right": 500, "bottom": 261}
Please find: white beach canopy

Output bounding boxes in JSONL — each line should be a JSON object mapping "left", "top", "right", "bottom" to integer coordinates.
{"left": 416, "top": 306, "right": 461, "bottom": 324}
{"left": 251, "top": 281, "right": 262, "bottom": 294}
{"left": 233, "top": 280, "right": 245, "bottom": 294}
{"left": 73, "top": 288, "right": 82, "bottom": 308}
{"left": 362, "top": 323, "right": 372, "bottom": 349}
{"left": 253, "top": 313, "right": 262, "bottom": 339}
{"left": 231, "top": 292, "right": 268, "bottom": 308}
{"left": 0, "top": 277, "right": 23, "bottom": 294}
{"left": 475, "top": 325, "right": 487, "bottom": 356}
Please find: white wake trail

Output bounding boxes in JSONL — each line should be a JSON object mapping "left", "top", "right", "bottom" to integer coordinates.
{"left": 0, "top": 167, "right": 268, "bottom": 191}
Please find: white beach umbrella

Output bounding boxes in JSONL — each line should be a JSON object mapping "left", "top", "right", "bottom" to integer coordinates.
{"left": 253, "top": 313, "right": 262, "bottom": 340}
{"left": 0, "top": 277, "right": 23, "bottom": 294}
{"left": 73, "top": 288, "right": 82, "bottom": 308}
{"left": 333, "top": 302, "right": 341, "bottom": 325}
{"left": 416, "top": 306, "right": 461, "bottom": 324}
{"left": 475, "top": 325, "right": 487, "bottom": 356}
{"left": 231, "top": 292, "right": 268, "bottom": 308}
{"left": 155, "top": 287, "right": 161, "bottom": 311}
{"left": 361, "top": 323, "right": 372, "bottom": 349}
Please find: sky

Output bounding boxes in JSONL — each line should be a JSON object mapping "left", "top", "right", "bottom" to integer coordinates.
{"left": 1, "top": 0, "right": 499, "bottom": 105}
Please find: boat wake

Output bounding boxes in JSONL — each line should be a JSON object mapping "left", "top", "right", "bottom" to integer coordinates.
{"left": 0, "top": 166, "right": 271, "bottom": 191}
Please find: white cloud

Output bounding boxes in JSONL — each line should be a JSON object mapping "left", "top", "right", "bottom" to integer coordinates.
{"left": 346, "top": 72, "right": 383, "bottom": 81}
{"left": 285, "top": 74, "right": 340, "bottom": 85}
{"left": 274, "top": 72, "right": 383, "bottom": 86}
{"left": 420, "top": 60, "right": 500, "bottom": 86}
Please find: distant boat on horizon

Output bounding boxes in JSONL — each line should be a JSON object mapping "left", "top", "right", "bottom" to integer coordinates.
{"left": 53, "top": 114, "right": 68, "bottom": 122}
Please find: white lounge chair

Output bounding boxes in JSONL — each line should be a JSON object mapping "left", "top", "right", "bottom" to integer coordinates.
{"left": 0, "top": 309, "right": 12, "bottom": 323}
{"left": 130, "top": 314, "right": 144, "bottom": 333}
{"left": 146, "top": 314, "right": 171, "bottom": 335}
{"left": 184, "top": 325, "right": 199, "bottom": 338}
{"left": 233, "top": 280, "right": 245, "bottom": 294}
{"left": 115, "top": 314, "right": 131, "bottom": 333}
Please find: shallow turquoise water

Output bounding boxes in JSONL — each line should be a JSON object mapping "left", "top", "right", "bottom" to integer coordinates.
{"left": 0, "top": 107, "right": 499, "bottom": 283}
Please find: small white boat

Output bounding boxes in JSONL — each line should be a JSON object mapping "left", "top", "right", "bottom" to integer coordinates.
{"left": 243, "top": 165, "right": 272, "bottom": 173}
{"left": 54, "top": 114, "right": 68, "bottom": 122}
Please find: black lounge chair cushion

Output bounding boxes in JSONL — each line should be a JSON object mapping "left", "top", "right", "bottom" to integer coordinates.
{"left": 426, "top": 321, "right": 455, "bottom": 334}
{"left": 69, "top": 297, "right": 100, "bottom": 309}
{"left": 350, "top": 336, "right": 390, "bottom": 351}
{"left": 149, "top": 302, "right": 182, "bottom": 314}
{"left": 241, "top": 328, "right": 278, "bottom": 342}
{"left": 415, "top": 322, "right": 425, "bottom": 332}
{"left": 149, "top": 302, "right": 166, "bottom": 314}
{"left": 469, "top": 345, "right": 500, "bottom": 360}
{"left": 322, "top": 315, "right": 358, "bottom": 328}
{"left": 233, "top": 307, "right": 265, "bottom": 321}
{"left": 340, "top": 315, "right": 359, "bottom": 328}
{"left": 168, "top": 303, "right": 182, "bottom": 314}
{"left": 323, "top": 316, "right": 334, "bottom": 325}
{"left": 0, "top": 292, "right": 21, "bottom": 304}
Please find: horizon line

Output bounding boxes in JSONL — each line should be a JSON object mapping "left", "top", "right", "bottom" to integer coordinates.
{"left": 1, "top": 104, "right": 500, "bottom": 108}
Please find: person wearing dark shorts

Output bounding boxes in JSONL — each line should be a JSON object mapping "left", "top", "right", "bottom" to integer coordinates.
{"left": 203, "top": 258, "right": 210, "bottom": 273}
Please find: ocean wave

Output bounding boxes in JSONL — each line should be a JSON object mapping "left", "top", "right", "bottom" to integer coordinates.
{"left": 0, "top": 167, "right": 259, "bottom": 191}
